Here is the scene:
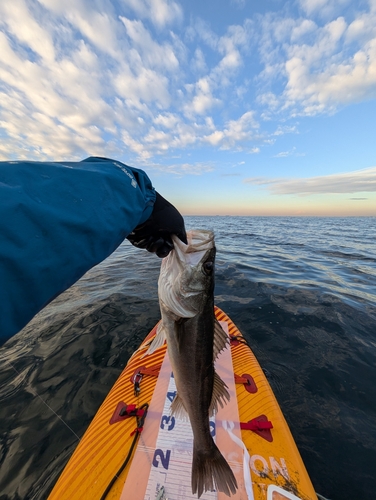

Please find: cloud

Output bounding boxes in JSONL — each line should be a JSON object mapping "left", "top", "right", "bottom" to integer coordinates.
{"left": 115, "top": 66, "right": 171, "bottom": 107}
{"left": 299, "top": 0, "right": 328, "bottom": 13}
{"left": 203, "top": 111, "right": 259, "bottom": 149}
{"left": 184, "top": 77, "right": 221, "bottom": 116}
{"left": 151, "top": 161, "right": 215, "bottom": 176}
{"left": 191, "top": 48, "right": 207, "bottom": 73}
{"left": 273, "top": 148, "right": 296, "bottom": 157}
{"left": 3, "top": 0, "right": 374, "bottom": 167}
{"left": 0, "top": 0, "right": 55, "bottom": 62}
{"left": 273, "top": 125, "right": 298, "bottom": 135}
{"left": 120, "top": 0, "right": 183, "bottom": 28}
{"left": 0, "top": 1, "right": 262, "bottom": 163}
{"left": 0, "top": 3, "right": 175, "bottom": 160}
{"left": 231, "top": 0, "right": 246, "bottom": 7}
{"left": 298, "top": 0, "right": 350, "bottom": 18}
{"left": 244, "top": 166, "right": 376, "bottom": 194}
{"left": 129, "top": 110, "right": 260, "bottom": 157}
{"left": 257, "top": 4, "right": 376, "bottom": 116}
{"left": 37, "top": 0, "right": 121, "bottom": 58}
{"left": 273, "top": 146, "right": 304, "bottom": 157}
{"left": 119, "top": 17, "right": 179, "bottom": 71}
{"left": 184, "top": 20, "right": 253, "bottom": 116}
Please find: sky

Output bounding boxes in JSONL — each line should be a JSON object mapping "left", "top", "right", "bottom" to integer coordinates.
{"left": 0, "top": 0, "right": 375, "bottom": 216}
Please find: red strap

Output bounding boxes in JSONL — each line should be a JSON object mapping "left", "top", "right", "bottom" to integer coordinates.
{"left": 240, "top": 418, "right": 273, "bottom": 431}
{"left": 234, "top": 373, "right": 258, "bottom": 393}
{"left": 109, "top": 402, "right": 147, "bottom": 424}
{"left": 130, "top": 364, "right": 161, "bottom": 384}
{"left": 139, "top": 365, "right": 161, "bottom": 377}
{"left": 120, "top": 405, "right": 146, "bottom": 417}
{"left": 230, "top": 335, "right": 241, "bottom": 346}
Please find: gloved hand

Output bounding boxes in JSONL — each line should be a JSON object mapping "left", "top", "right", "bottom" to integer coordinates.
{"left": 127, "top": 192, "right": 187, "bottom": 258}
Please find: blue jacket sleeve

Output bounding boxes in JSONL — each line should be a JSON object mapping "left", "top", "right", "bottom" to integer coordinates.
{"left": 0, "top": 157, "right": 156, "bottom": 342}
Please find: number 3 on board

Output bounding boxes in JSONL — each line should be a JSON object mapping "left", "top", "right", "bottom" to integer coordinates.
{"left": 160, "top": 415, "right": 176, "bottom": 431}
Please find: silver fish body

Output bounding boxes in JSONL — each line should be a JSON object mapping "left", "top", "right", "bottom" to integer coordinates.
{"left": 149, "top": 230, "right": 238, "bottom": 498}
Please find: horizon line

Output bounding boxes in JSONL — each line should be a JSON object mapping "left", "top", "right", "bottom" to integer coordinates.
{"left": 182, "top": 214, "right": 376, "bottom": 217}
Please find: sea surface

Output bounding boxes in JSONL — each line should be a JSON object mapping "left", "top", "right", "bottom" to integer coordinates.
{"left": 1, "top": 216, "right": 375, "bottom": 500}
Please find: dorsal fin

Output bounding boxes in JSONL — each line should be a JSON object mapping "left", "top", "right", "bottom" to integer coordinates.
{"left": 209, "top": 370, "right": 230, "bottom": 416}
{"left": 213, "top": 319, "right": 229, "bottom": 361}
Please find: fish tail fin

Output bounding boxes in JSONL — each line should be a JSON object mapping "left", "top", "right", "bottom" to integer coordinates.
{"left": 192, "top": 442, "right": 237, "bottom": 498}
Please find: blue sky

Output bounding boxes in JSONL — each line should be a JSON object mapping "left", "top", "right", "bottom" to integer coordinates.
{"left": 0, "top": 0, "right": 375, "bottom": 215}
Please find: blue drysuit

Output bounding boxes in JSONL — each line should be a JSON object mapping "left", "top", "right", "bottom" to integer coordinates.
{"left": 0, "top": 157, "right": 156, "bottom": 342}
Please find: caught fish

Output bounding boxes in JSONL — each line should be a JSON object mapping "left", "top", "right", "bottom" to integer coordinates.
{"left": 147, "top": 229, "right": 238, "bottom": 498}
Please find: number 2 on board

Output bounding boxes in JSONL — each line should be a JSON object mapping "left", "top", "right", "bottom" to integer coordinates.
{"left": 152, "top": 449, "right": 171, "bottom": 469}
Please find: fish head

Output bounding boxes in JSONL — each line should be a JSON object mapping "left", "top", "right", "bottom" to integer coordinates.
{"left": 158, "top": 229, "right": 216, "bottom": 318}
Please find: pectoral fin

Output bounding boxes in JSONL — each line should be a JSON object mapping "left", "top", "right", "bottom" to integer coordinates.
{"left": 213, "top": 319, "right": 229, "bottom": 361}
{"left": 209, "top": 370, "right": 230, "bottom": 416}
{"left": 142, "top": 322, "right": 166, "bottom": 357}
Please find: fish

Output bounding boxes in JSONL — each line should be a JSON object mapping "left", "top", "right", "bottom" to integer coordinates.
{"left": 147, "top": 229, "right": 238, "bottom": 498}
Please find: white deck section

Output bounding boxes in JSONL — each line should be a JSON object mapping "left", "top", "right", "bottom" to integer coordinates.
{"left": 144, "top": 371, "right": 217, "bottom": 500}
{"left": 122, "top": 322, "right": 247, "bottom": 500}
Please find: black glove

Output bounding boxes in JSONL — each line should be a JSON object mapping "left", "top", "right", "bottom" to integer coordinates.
{"left": 127, "top": 192, "right": 187, "bottom": 258}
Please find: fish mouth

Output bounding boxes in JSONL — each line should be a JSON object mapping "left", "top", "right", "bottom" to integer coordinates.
{"left": 171, "top": 230, "right": 214, "bottom": 266}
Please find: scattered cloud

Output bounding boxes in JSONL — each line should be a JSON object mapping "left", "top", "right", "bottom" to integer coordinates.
{"left": 0, "top": 0, "right": 376, "bottom": 166}
{"left": 231, "top": 0, "right": 246, "bottom": 8}
{"left": 273, "top": 146, "right": 304, "bottom": 157}
{"left": 244, "top": 166, "right": 376, "bottom": 194}
{"left": 298, "top": 0, "right": 350, "bottom": 18}
{"left": 274, "top": 147, "right": 296, "bottom": 157}
{"left": 121, "top": 0, "right": 183, "bottom": 28}
{"left": 151, "top": 161, "right": 215, "bottom": 176}
{"left": 0, "top": 1, "right": 260, "bottom": 163}
{"left": 273, "top": 125, "right": 298, "bottom": 136}
{"left": 191, "top": 48, "right": 207, "bottom": 73}
{"left": 257, "top": 3, "right": 376, "bottom": 116}
{"left": 203, "top": 111, "right": 259, "bottom": 149}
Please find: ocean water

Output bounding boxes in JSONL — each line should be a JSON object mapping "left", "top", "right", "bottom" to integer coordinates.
{"left": 0, "top": 216, "right": 375, "bottom": 500}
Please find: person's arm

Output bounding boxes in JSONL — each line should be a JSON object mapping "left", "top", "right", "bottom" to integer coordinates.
{"left": 0, "top": 156, "right": 183, "bottom": 342}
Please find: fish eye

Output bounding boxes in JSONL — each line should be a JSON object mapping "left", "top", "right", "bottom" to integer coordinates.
{"left": 203, "top": 261, "right": 214, "bottom": 275}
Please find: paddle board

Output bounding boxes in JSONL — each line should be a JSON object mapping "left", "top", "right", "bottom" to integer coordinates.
{"left": 48, "top": 306, "right": 318, "bottom": 500}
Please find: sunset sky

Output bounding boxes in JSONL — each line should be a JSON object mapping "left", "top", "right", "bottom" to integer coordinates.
{"left": 0, "top": 0, "right": 375, "bottom": 215}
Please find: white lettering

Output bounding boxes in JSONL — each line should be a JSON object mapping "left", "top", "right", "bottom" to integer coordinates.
{"left": 270, "top": 456, "right": 290, "bottom": 480}
{"left": 249, "top": 455, "right": 290, "bottom": 481}
{"left": 250, "top": 455, "right": 269, "bottom": 477}
{"left": 114, "top": 162, "right": 137, "bottom": 188}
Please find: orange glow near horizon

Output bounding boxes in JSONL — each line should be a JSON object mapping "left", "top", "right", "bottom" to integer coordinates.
{"left": 177, "top": 193, "right": 376, "bottom": 217}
